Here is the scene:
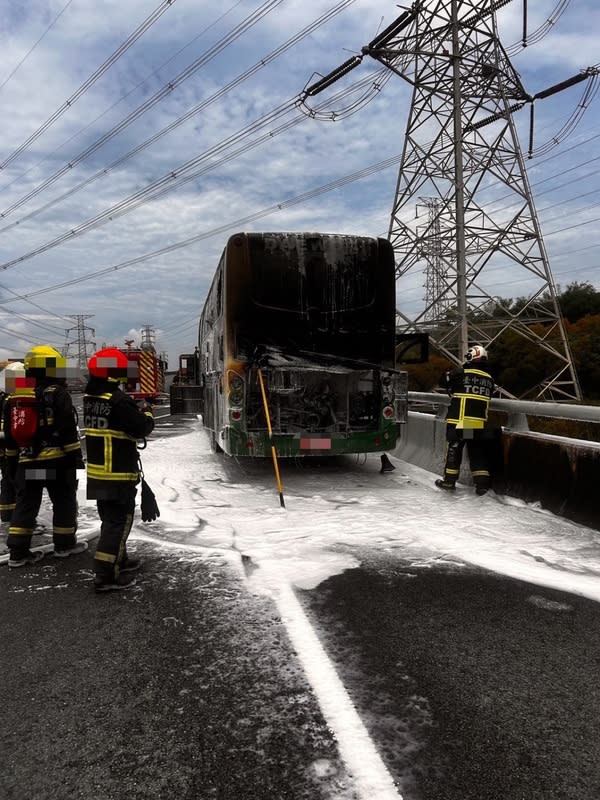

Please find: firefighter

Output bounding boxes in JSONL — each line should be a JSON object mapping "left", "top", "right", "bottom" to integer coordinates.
{"left": 5, "top": 346, "right": 85, "bottom": 567}
{"left": 83, "top": 347, "right": 154, "bottom": 593}
{"left": 436, "top": 344, "right": 495, "bottom": 495}
{"left": 0, "top": 362, "right": 24, "bottom": 523}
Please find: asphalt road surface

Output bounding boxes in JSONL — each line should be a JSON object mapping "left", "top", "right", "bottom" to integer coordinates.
{"left": 300, "top": 551, "right": 600, "bottom": 800}
{"left": 1, "top": 412, "right": 599, "bottom": 799}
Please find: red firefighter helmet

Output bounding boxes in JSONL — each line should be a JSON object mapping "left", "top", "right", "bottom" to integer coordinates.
{"left": 87, "top": 348, "right": 132, "bottom": 382}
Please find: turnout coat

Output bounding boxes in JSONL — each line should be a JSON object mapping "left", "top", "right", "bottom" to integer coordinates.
{"left": 441, "top": 362, "right": 494, "bottom": 439}
{"left": 83, "top": 377, "right": 154, "bottom": 500}
{"left": 3, "top": 378, "right": 82, "bottom": 472}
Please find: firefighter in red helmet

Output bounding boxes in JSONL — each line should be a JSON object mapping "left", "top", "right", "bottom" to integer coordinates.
{"left": 83, "top": 347, "right": 154, "bottom": 592}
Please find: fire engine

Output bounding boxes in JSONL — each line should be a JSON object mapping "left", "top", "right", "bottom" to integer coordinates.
{"left": 123, "top": 339, "right": 167, "bottom": 403}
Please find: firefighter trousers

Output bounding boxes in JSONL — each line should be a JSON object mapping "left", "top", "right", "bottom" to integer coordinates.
{"left": 0, "top": 457, "right": 16, "bottom": 522}
{"left": 7, "top": 465, "right": 78, "bottom": 557}
{"left": 443, "top": 438, "right": 491, "bottom": 489}
{"left": 94, "top": 485, "right": 137, "bottom": 579}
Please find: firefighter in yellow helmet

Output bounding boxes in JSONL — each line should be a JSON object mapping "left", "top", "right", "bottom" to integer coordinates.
{"left": 3, "top": 345, "right": 86, "bottom": 567}
{"left": 83, "top": 348, "right": 154, "bottom": 593}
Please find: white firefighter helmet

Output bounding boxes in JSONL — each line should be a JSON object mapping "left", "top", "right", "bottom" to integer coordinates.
{"left": 0, "top": 361, "right": 25, "bottom": 394}
{"left": 465, "top": 345, "right": 488, "bottom": 363}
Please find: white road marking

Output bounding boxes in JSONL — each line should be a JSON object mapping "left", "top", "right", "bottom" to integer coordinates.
{"left": 271, "top": 575, "right": 403, "bottom": 799}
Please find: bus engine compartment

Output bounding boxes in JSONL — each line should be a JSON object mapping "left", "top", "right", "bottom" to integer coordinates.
{"left": 245, "top": 368, "right": 408, "bottom": 435}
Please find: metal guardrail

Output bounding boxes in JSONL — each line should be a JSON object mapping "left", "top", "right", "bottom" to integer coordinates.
{"left": 408, "top": 391, "right": 600, "bottom": 431}
{"left": 400, "top": 392, "right": 600, "bottom": 528}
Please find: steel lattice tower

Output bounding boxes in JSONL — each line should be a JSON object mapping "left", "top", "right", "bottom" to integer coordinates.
{"left": 140, "top": 324, "right": 157, "bottom": 352}
{"left": 63, "top": 314, "right": 95, "bottom": 372}
{"left": 362, "top": 0, "right": 582, "bottom": 400}
{"left": 417, "top": 197, "right": 453, "bottom": 322}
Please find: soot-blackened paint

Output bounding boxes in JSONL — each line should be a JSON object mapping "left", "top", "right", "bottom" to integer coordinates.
{"left": 231, "top": 233, "right": 396, "bottom": 370}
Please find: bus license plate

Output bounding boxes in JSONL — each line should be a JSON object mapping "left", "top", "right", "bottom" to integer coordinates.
{"left": 300, "top": 438, "right": 332, "bottom": 450}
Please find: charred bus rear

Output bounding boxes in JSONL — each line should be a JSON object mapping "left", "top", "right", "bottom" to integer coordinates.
{"left": 199, "top": 232, "right": 407, "bottom": 457}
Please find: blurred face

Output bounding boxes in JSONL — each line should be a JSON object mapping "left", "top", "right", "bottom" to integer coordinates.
{"left": 4, "top": 367, "right": 25, "bottom": 394}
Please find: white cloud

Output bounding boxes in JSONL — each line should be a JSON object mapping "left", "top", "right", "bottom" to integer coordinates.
{"left": 0, "top": 0, "right": 597, "bottom": 366}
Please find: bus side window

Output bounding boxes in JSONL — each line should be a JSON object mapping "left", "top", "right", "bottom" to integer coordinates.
{"left": 216, "top": 273, "right": 222, "bottom": 316}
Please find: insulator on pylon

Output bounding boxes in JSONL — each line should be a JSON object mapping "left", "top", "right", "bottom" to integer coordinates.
{"left": 533, "top": 72, "right": 590, "bottom": 100}
{"left": 366, "top": 6, "right": 418, "bottom": 49}
{"left": 302, "top": 56, "right": 362, "bottom": 98}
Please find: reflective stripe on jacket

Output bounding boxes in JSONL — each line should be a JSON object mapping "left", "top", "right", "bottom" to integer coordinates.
{"left": 445, "top": 366, "right": 494, "bottom": 430}
{"left": 3, "top": 382, "right": 82, "bottom": 468}
{"left": 83, "top": 382, "right": 154, "bottom": 498}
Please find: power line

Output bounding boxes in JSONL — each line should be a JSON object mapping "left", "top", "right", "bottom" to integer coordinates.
{"left": 0, "top": 0, "right": 285, "bottom": 220}
{"left": 473, "top": 151, "right": 600, "bottom": 215}
{"left": 0, "top": 0, "right": 178, "bottom": 171}
{"left": 1, "top": 116, "right": 599, "bottom": 306}
{"left": 505, "top": 0, "right": 572, "bottom": 56}
{"left": 0, "top": 317, "right": 62, "bottom": 342}
{"left": 0, "top": 0, "right": 75, "bottom": 94}
{"left": 0, "top": 0, "right": 357, "bottom": 234}
{"left": 0, "top": 0, "right": 247, "bottom": 195}
{"left": 2, "top": 134, "right": 600, "bottom": 307}
{"left": 0, "top": 151, "right": 403, "bottom": 302}
{"left": 0, "top": 308, "right": 65, "bottom": 336}
{"left": 0, "top": 68, "right": 386, "bottom": 272}
{"left": 393, "top": 252, "right": 600, "bottom": 301}
{"left": 1, "top": 7, "right": 596, "bottom": 293}
{"left": 0, "top": 279, "right": 75, "bottom": 328}
{"left": 160, "top": 315, "right": 203, "bottom": 335}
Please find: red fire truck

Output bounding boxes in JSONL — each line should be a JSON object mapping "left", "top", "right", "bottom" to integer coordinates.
{"left": 123, "top": 340, "right": 167, "bottom": 403}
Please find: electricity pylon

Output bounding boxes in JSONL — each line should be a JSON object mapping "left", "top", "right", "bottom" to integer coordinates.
{"left": 140, "top": 324, "right": 157, "bottom": 351}
{"left": 303, "top": 0, "right": 599, "bottom": 400}
{"left": 417, "top": 198, "right": 453, "bottom": 322}
{"left": 63, "top": 314, "right": 95, "bottom": 373}
{"left": 368, "top": 0, "right": 589, "bottom": 400}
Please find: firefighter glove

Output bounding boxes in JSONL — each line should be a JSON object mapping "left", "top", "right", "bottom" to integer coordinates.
{"left": 140, "top": 478, "right": 160, "bottom": 522}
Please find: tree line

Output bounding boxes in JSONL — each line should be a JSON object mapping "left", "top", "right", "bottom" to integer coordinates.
{"left": 406, "top": 282, "right": 600, "bottom": 402}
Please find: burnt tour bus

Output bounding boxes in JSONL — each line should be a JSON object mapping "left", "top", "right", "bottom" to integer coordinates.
{"left": 198, "top": 231, "right": 409, "bottom": 457}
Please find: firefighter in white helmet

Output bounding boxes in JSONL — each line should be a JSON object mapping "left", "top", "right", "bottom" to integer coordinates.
{"left": 435, "top": 344, "right": 495, "bottom": 495}
{"left": 0, "top": 361, "right": 24, "bottom": 523}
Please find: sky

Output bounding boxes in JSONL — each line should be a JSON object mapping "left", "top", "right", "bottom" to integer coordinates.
{"left": 0, "top": 0, "right": 598, "bottom": 369}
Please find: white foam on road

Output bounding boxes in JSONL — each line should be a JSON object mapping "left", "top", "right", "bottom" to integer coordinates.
{"left": 135, "top": 423, "right": 600, "bottom": 605}
{"left": 126, "top": 424, "right": 600, "bottom": 795}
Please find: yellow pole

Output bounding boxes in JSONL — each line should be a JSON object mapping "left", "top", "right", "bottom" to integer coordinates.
{"left": 257, "top": 367, "right": 285, "bottom": 508}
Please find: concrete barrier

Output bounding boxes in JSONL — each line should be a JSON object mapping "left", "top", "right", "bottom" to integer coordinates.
{"left": 501, "top": 431, "right": 600, "bottom": 531}
{"left": 394, "top": 409, "right": 600, "bottom": 532}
